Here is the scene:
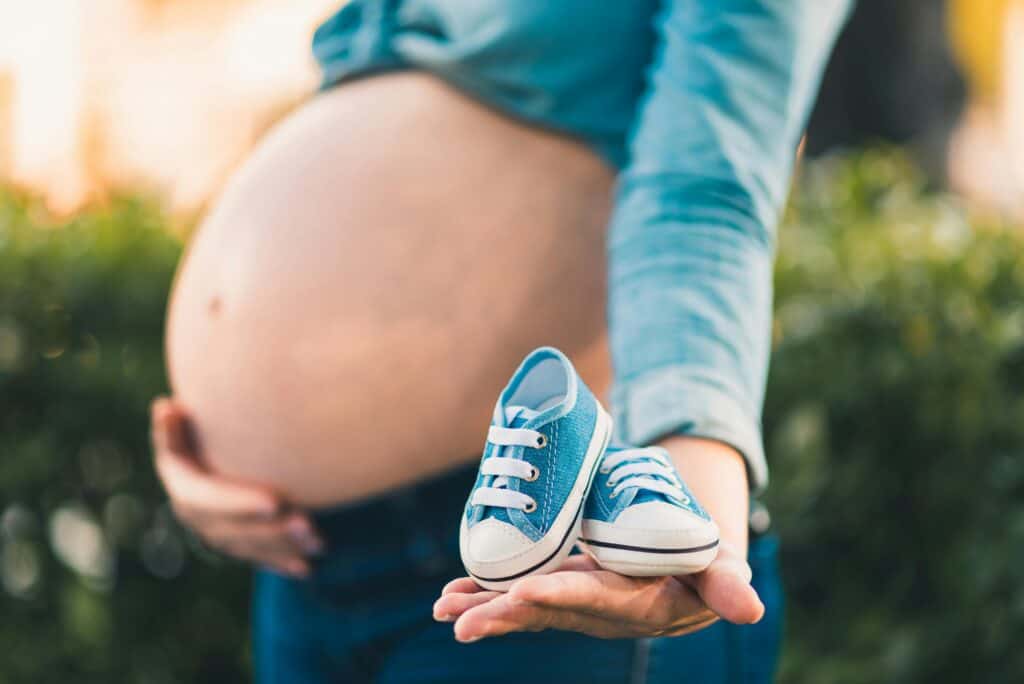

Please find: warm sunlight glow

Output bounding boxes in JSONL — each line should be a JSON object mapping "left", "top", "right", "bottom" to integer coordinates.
{"left": 0, "top": 0, "right": 339, "bottom": 214}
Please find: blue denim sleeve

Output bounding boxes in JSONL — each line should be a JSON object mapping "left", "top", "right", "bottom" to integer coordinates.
{"left": 608, "top": 0, "right": 852, "bottom": 492}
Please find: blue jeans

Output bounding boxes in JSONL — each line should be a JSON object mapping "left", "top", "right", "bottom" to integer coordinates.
{"left": 253, "top": 466, "right": 783, "bottom": 683}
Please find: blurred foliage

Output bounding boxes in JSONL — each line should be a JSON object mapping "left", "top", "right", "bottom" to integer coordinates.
{"left": 768, "top": 151, "right": 1024, "bottom": 683}
{"left": 1, "top": 150, "right": 1023, "bottom": 682}
{"left": 0, "top": 192, "right": 251, "bottom": 683}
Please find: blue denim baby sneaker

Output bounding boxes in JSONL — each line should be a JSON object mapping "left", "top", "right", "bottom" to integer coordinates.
{"left": 579, "top": 445, "right": 719, "bottom": 576}
{"left": 460, "top": 347, "right": 613, "bottom": 591}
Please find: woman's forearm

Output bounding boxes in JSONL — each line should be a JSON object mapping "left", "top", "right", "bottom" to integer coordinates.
{"left": 608, "top": 0, "right": 852, "bottom": 493}
{"left": 658, "top": 435, "right": 750, "bottom": 555}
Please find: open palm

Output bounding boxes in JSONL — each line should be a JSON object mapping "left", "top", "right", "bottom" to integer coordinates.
{"left": 433, "top": 540, "right": 763, "bottom": 643}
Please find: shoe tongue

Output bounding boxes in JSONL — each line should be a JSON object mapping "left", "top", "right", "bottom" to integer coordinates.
{"left": 631, "top": 489, "right": 674, "bottom": 506}
{"left": 613, "top": 452, "right": 677, "bottom": 506}
{"left": 503, "top": 405, "right": 539, "bottom": 427}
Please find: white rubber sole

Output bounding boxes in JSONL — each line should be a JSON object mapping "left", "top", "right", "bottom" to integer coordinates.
{"left": 579, "top": 518, "right": 720, "bottom": 577}
{"left": 460, "top": 407, "right": 613, "bottom": 592}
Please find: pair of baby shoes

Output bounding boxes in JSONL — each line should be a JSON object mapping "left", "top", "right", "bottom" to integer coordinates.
{"left": 459, "top": 347, "right": 719, "bottom": 591}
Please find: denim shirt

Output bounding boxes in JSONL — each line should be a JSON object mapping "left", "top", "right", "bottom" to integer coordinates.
{"left": 313, "top": 0, "right": 854, "bottom": 492}
{"left": 608, "top": 0, "right": 852, "bottom": 492}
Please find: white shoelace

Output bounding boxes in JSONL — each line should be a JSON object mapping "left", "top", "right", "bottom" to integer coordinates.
{"left": 600, "top": 447, "right": 690, "bottom": 504}
{"left": 470, "top": 407, "right": 546, "bottom": 512}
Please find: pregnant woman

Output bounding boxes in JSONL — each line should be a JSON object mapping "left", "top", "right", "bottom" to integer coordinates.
{"left": 152, "top": 1, "right": 851, "bottom": 682}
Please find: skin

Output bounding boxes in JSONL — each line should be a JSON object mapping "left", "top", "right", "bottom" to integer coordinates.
{"left": 154, "top": 72, "right": 763, "bottom": 636}
{"left": 165, "top": 73, "right": 612, "bottom": 509}
{"left": 432, "top": 436, "right": 764, "bottom": 641}
{"left": 152, "top": 400, "right": 763, "bottom": 633}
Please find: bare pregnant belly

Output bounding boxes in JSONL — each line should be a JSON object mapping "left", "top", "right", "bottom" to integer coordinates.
{"left": 166, "top": 73, "right": 614, "bottom": 508}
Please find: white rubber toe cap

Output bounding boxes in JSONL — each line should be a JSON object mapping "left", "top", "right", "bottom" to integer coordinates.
{"left": 614, "top": 501, "right": 709, "bottom": 531}
{"left": 464, "top": 518, "right": 534, "bottom": 563}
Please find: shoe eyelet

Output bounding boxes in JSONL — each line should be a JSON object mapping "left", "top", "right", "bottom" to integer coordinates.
{"left": 525, "top": 466, "right": 540, "bottom": 482}
{"left": 523, "top": 500, "right": 537, "bottom": 513}
{"left": 605, "top": 479, "right": 616, "bottom": 488}
{"left": 608, "top": 490, "right": 619, "bottom": 499}
{"left": 599, "top": 466, "right": 611, "bottom": 475}
{"left": 535, "top": 434, "right": 548, "bottom": 449}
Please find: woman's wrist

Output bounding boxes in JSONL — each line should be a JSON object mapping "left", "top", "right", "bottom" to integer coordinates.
{"left": 655, "top": 435, "right": 751, "bottom": 557}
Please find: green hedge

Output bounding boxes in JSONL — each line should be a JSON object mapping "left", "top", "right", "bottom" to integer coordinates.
{"left": 767, "top": 153, "right": 1024, "bottom": 684}
{"left": 0, "top": 194, "right": 251, "bottom": 683}
{"left": 1, "top": 151, "right": 1022, "bottom": 683}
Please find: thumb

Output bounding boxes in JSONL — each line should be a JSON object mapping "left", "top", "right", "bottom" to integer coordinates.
{"left": 688, "top": 553, "right": 765, "bottom": 625}
{"left": 151, "top": 396, "right": 194, "bottom": 457}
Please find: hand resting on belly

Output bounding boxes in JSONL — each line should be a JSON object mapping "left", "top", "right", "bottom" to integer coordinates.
{"left": 159, "top": 74, "right": 615, "bottom": 577}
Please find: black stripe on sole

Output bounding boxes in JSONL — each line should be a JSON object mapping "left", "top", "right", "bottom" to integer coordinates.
{"left": 578, "top": 538, "right": 720, "bottom": 555}
{"left": 467, "top": 423, "right": 610, "bottom": 585}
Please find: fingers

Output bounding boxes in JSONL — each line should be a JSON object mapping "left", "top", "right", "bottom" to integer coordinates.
{"left": 684, "top": 541, "right": 764, "bottom": 625}
{"left": 151, "top": 399, "right": 281, "bottom": 519}
{"left": 195, "top": 509, "right": 323, "bottom": 579}
{"left": 283, "top": 516, "right": 326, "bottom": 556}
{"left": 451, "top": 593, "right": 634, "bottom": 642}
{"left": 190, "top": 517, "right": 311, "bottom": 576}
{"left": 441, "top": 577, "right": 485, "bottom": 596}
{"left": 433, "top": 589, "right": 502, "bottom": 622}
{"left": 688, "top": 558, "right": 764, "bottom": 625}
{"left": 151, "top": 397, "right": 193, "bottom": 455}
{"left": 156, "top": 448, "right": 283, "bottom": 520}
{"left": 659, "top": 614, "right": 721, "bottom": 638}
{"left": 435, "top": 556, "right": 611, "bottom": 624}
{"left": 149, "top": 397, "right": 323, "bottom": 577}
{"left": 245, "top": 549, "right": 311, "bottom": 579}
{"left": 258, "top": 555, "right": 313, "bottom": 579}
{"left": 553, "top": 553, "right": 601, "bottom": 572}
{"left": 436, "top": 551, "right": 744, "bottom": 643}
{"left": 509, "top": 568, "right": 707, "bottom": 630}
{"left": 445, "top": 585, "right": 717, "bottom": 642}
{"left": 203, "top": 512, "right": 323, "bottom": 557}
{"left": 509, "top": 568, "right": 640, "bottom": 612}
{"left": 192, "top": 510, "right": 322, "bottom": 578}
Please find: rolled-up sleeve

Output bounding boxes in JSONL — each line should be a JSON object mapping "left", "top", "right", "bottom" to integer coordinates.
{"left": 609, "top": 0, "right": 851, "bottom": 492}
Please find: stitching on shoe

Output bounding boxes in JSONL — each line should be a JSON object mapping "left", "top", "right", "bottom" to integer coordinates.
{"left": 545, "top": 420, "right": 556, "bottom": 531}
{"left": 596, "top": 476, "right": 612, "bottom": 519}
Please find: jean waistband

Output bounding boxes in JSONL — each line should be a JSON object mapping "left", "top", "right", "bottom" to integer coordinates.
{"left": 308, "top": 464, "right": 477, "bottom": 592}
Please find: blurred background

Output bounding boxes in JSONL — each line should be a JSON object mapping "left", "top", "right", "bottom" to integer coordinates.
{"left": 1, "top": 0, "right": 1023, "bottom": 682}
